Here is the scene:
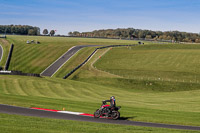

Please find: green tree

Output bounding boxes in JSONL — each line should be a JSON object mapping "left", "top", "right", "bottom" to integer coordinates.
{"left": 28, "top": 29, "right": 35, "bottom": 35}
{"left": 0, "top": 25, "right": 40, "bottom": 35}
{"left": 50, "top": 30, "right": 55, "bottom": 36}
{"left": 43, "top": 29, "right": 48, "bottom": 35}
{"left": 68, "top": 31, "right": 73, "bottom": 36}
{"left": 73, "top": 31, "right": 80, "bottom": 36}
{"left": 145, "top": 35, "right": 152, "bottom": 39}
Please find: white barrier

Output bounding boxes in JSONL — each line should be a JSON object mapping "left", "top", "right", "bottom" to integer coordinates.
{"left": 0, "top": 70, "right": 11, "bottom": 73}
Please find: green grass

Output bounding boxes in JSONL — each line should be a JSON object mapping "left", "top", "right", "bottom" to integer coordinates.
{"left": 0, "top": 75, "right": 200, "bottom": 126}
{"left": 68, "top": 44, "right": 200, "bottom": 92}
{"left": 1, "top": 36, "right": 200, "bottom": 132}
{"left": 68, "top": 48, "right": 121, "bottom": 79}
{"left": 1, "top": 113, "right": 199, "bottom": 133}
{"left": 6, "top": 35, "right": 138, "bottom": 74}
{"left": 94, "top": 44, "right": 200, "bottom": 81}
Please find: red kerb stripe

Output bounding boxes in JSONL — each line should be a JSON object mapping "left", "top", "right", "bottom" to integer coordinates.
{"left": 31, "top": 107, "right": 60, "bottom": 112}
{"left": 80, "top": 113, "right": 94, "bottom": 116}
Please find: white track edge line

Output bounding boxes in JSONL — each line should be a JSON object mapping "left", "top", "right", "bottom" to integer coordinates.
{"left": 86, "top": 49, "right": 98, "bottom": 63}
{"left": 40, "top": 46, "right": 76, "bottom": 75}
{"left": 0, "top": 44, "right": 3, "bottom": 63}
{"left": 50, "top": 48, "right": 82, "bottom": 77}
{"left": 58, "top": 111, "right": 83, "bottom": 115}
{"left": 81, "top": 49, "right": 98, "bottom": 68}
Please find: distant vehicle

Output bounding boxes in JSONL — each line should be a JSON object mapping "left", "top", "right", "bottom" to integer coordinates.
{"left": 26, "top": 40, "right": 30, "bottom": 44}
{"left": 138, "top": 41, "right": 144, "bottom": 45}
{"left": 26, "top": 40, "right": 40, "bottom": 44}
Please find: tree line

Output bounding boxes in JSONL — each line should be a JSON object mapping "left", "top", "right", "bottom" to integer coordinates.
{"left": 69, "top": 28, "right": 200, "bottom": 43}
{"left": 0, "top": 25, "right": 40, "bottom": 35}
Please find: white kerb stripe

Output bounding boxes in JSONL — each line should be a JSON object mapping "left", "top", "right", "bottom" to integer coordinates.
{"left": 58, "top": 111, "right": 83, "bottom": 115}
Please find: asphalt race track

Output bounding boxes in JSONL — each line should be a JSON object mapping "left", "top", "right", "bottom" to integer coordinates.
{"left": 40, "top": 45, "right": 99, "bottom": 77}
{"left": 0, "top": 104, "right": 200, "bottom": 131}
{"left": 0, "top": 44, "right": 3, "bottom": 63}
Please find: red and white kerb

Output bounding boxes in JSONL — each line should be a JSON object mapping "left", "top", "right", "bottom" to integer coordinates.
{"left": 31, "top": 107, "right": 94, "bottom": 117}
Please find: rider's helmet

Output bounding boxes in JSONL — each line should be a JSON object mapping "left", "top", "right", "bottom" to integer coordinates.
{"left": 110, "top": 96, "right": 115, "bottom": 100}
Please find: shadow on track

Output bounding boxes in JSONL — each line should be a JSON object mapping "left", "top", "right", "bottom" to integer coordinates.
{"left": 118, "top": 116, "right": 136, "bottom": 120}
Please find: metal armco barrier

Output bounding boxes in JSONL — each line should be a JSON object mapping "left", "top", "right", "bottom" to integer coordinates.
{"left": 5, "top": 44, "right": 14, "bottom": 70}
{"left": 63, "top": 44, "right": 139, "bottom": 79}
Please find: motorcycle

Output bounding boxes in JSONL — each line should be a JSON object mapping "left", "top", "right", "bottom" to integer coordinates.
{"left": 94, "top": 102, "right": 121, "bottom": 120}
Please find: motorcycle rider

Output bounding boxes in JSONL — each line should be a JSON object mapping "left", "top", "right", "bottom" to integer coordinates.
{"left": 102, "top": 96, "right": 116, "bottom": 114}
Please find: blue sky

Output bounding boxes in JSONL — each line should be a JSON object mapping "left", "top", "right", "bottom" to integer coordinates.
{"left": 0, "top": 0, "right": 200, "bottom": 35}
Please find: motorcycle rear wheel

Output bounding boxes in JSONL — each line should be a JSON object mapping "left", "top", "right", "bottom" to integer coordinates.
{"left": 111, "top": 111, "right": 120, "bottom": 120}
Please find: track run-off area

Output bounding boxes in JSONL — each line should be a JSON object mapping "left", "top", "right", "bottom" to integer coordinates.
{"left": 0, "top": 104, "right": 200, "bottom": 131}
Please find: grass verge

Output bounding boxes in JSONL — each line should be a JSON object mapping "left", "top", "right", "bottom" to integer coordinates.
{"left": 1, "top": 113, "right": 199, "bottom": 133}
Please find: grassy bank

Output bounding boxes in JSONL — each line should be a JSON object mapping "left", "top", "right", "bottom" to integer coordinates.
{"left": 94, "top": 44, "right": 200, "bottom": 82}
{"left": 1, "top": 113, "right": 199, "bottom": 133}
{"left": 0, "top": 75, "right": 200, "bottom": 126}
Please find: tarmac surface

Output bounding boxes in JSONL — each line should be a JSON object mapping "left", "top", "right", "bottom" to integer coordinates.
{"left": 0, "top": 104, "right": 200, "bottom": 131}
{"left": 40, "top": 45, "right": 99, "bottom": 77}
{"left": 0, "top": 44, "right": 3, "bottom": 63}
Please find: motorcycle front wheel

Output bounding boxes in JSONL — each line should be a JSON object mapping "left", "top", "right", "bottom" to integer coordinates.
{"left": 94, "top": 109, "right": 101, "bottom": 118}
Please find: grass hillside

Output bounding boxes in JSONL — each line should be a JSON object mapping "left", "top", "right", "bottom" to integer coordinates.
{"left": 94, "top": 44, "right": 200, "bottom": 82}
{"left": 1, "top": 36, "right": 200, "bottom": 132}
{"left": 0, "top": 75, "right": 200, "bottom": 126}
{"left": 70, "top": 44, "right": 200, "bottom": 91}
{"left": 5, "top": 35, "right": 138, "bottom": 74}
{"left": 53, "top": 43, "right": 200, "bottom": 126}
